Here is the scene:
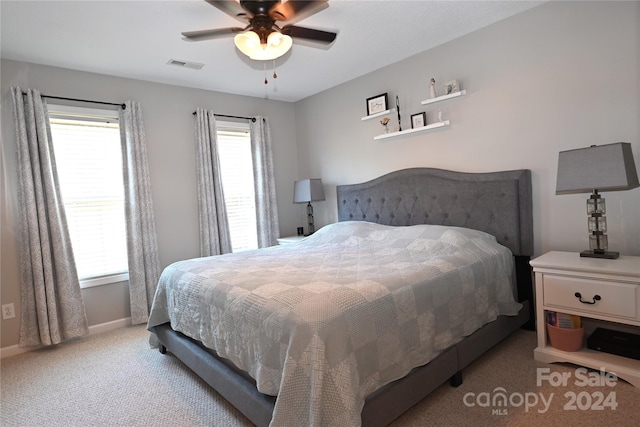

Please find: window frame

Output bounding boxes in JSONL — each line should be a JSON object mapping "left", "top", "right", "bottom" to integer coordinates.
{"left": 48, "top": 103, "right": 129, "bottom": 289}
{"left": 215, "top": 120, "right": 259, "bottom": 252}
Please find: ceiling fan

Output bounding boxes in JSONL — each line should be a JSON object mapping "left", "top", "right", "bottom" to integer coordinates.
{"left": 182, "top": 0, "right": 337, "bottom": 61}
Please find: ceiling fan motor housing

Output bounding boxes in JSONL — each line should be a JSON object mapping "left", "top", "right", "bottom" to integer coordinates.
{"left": 251, "top": 15, "right": 279, "bottom": 43}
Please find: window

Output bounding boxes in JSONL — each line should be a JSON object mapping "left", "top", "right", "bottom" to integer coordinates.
{"left": 48, "top": 105, "right": 128, "bottom": 288}
{"left": 216, "top": 121, "right": 258, "bottom": 252}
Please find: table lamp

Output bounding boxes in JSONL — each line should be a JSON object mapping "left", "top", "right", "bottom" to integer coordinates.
{"left": 293, "top": 178, "right": 325, "bottom": 235}
{"left": 556, "top": 142, "right": 639, "bottom": 258}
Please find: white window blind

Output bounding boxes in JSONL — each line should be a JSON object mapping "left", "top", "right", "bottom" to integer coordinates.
{"left": 48, "top": 105, "right": 128, "bottom": 287}
{"left": 216, "top": 121, "right": 258, "bottom": 252}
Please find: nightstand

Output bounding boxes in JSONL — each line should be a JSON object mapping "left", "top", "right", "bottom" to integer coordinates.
{"left": 276, "top": 235, "right": 306, "bottom": 245}
{"left": 530, "top": 251, "right": 640, "bottom": 387}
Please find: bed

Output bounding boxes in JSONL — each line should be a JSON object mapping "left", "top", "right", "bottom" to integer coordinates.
{"left": 148, "top": 167, "right": 534, "bottom": 427}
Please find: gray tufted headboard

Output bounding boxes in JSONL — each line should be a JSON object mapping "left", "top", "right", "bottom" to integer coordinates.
{"left": 336, "top": 168, "right": 533, "bottom": 257}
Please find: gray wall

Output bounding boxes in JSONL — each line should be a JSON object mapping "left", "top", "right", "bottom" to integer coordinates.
{"left": 1, "top": 60, "right": 301, "bottom": 347}
{"left": 2, "top": 1, "right": 639, "bottom": 349}
{"left": 296, "top": 0, "right": 639, "bottom": 258}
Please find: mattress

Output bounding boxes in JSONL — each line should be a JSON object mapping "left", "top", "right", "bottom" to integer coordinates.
{"left": 147, "top": 221, "right": 522, "bottom": 426}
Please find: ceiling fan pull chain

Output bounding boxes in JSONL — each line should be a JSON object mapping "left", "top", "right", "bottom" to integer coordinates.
{"left": 273, "top": 60, "right": 278, "bottom": 79}
{"left": 264, "top": 62, "right": 268, "bottom": 85}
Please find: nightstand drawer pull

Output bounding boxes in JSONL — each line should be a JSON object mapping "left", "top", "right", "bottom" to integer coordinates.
{"left": 574, "top": 292, "right": 601, "bottom": 305}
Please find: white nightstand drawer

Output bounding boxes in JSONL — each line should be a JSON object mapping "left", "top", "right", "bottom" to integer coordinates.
{"left": 543, "top": 275, "right": 637, "bottom": 320}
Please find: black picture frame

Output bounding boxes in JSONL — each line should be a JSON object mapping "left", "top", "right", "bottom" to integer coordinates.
{"left": 366, "top": 93, "right": 388, "bottom": 116}
{"left": 411, "top": 112, "right": 426, "bottom": 128}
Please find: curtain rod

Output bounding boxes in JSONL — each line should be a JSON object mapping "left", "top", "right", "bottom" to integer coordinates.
{"left": 192, "top": 111, "right": 257, "bottom": 122}
{"left": 22, "top": 92, "right": 126, "bottom": 109}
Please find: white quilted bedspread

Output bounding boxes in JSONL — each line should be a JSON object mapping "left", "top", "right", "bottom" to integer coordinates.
{"left": 148, "top": 221, "right": 521, "bottom": 426}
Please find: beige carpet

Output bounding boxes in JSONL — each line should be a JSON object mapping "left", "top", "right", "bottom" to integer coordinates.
{"left": 1, "top": 325, "right": 638, "bottom": 426}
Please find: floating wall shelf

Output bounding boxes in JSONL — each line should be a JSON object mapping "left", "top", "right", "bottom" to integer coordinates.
{"left": 421, "top": 90, "right": 466, "bottom": 106}
{"left": 361, "top": 108, "right": 396, "bottom": 121}
{"left": 373, "top": 120, "right": 450, "bottom": 140}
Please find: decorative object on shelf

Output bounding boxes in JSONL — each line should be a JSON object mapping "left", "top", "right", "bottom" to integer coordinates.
{"left": 429, "top": 78, "right": 436, "bottom": 98}
{"left": 380, "top": 117, "right": 391, "bottom": 133}
{"left": 438, "top": 109, "right": 443, "bottom": 122}
{"left": 395, "top": 95, "right": 402, "bottom": 132}
{"left": 410, "top": 112, "right": 426, "bottom": 128}
{"left": 444, "top": 80, "right": 459, "bottom": 95}
{"left": 293, "top": 178, "right": 325, "bottom": 235}
{"left": 297, "top": 226, "right": 304, "bottom": 236}
{"left": 366, "top": 93, "right": 388, "bottom": 116}
{"left": 556, "top": 142, "right": 639, "bottom": 259}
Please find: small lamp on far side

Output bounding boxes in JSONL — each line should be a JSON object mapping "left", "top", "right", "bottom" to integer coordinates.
{"left": 556, "top": 142, "right": 639, "bottom": 259}
{"left": 293, "top": 179, "right": 325, "bottom": 235}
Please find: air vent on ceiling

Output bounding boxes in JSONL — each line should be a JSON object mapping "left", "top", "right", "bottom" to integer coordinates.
{"left": 167, "top": 59, "right": 204, "bottom": 70}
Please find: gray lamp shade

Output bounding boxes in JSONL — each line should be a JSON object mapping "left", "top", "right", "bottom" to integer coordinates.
{"left": 293, "top": 179, "right": 325, "bottom": 203}
{"left": 556, "top": 142, "right": 639, "bottom": 194}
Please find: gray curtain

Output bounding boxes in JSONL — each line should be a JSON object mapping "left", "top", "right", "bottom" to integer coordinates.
{"left": 119, "top": 101, "right": 162, "bottom": 325}
{"left": 194, "top": 109, "right": 232, "bottom": 256}
{"left": 10, "top": 87, "right": 89, "bottom": 346}
{"left": 250, "top": 116, "right": 279, "bottom": 247}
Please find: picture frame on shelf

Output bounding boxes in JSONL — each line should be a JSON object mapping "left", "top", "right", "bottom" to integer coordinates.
{"left": 444, "top": 80, "right": 459, "bottom": 95}
{"left": 366, "top": 93, "right": 388, "bottom": 116}
{"left": 411, "top": 112, "right": 426, "bottom": 128}
{"left": 444, "top": 80, "right": 460, "bottom": 95}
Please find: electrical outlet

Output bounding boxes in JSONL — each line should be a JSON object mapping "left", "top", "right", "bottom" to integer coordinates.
{"left": 2, "top": 303, "right": 16, "bottom": 320}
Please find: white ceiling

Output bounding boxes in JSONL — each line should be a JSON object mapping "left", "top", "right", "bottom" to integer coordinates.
{"left": 1, "top": 0, "right": 544, "bottom": 102}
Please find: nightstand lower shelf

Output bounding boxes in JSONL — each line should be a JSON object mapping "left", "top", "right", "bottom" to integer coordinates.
{"left": 534, "top": 345, "right": 640, "bottom": 387}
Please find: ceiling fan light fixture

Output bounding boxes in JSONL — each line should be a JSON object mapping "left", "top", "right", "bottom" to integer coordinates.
{"left": 234, "top": 30, "right": 292, "bottom": 61}
{"left": 234, "top": 31, "right": 261, "bottom": 56}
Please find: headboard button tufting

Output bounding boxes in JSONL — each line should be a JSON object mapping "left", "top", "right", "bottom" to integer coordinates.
{"left": 335, "top": 168, "right": 532, "bottom": 257}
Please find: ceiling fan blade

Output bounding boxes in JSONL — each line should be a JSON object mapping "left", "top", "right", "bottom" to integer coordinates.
{"left": 204, "top": 0, "right": 250, "bottom": 22}
{"left": 281, "top": 25, "right": 337, "bottom": 44}
{"left": 269, "top": 0, "right": 328, "bottom": 22}
{"left": 182, "top": 27, "right": 244, "bottom": 41}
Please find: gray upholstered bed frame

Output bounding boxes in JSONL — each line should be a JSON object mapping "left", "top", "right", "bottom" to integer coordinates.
{"left": 153, "top": 167, "right": 534, "bottom": 427}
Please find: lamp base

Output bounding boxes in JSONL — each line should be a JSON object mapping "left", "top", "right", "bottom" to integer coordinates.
{"left": 580, "top": 249, "right": 619, "bottom": 259}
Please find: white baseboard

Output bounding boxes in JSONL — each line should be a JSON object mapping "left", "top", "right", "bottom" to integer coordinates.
{"left": 0, "top": 317, "right": 132, "bottom": 359}
{"left": 87, "top": 317, "right": 132, "bottom": 335}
